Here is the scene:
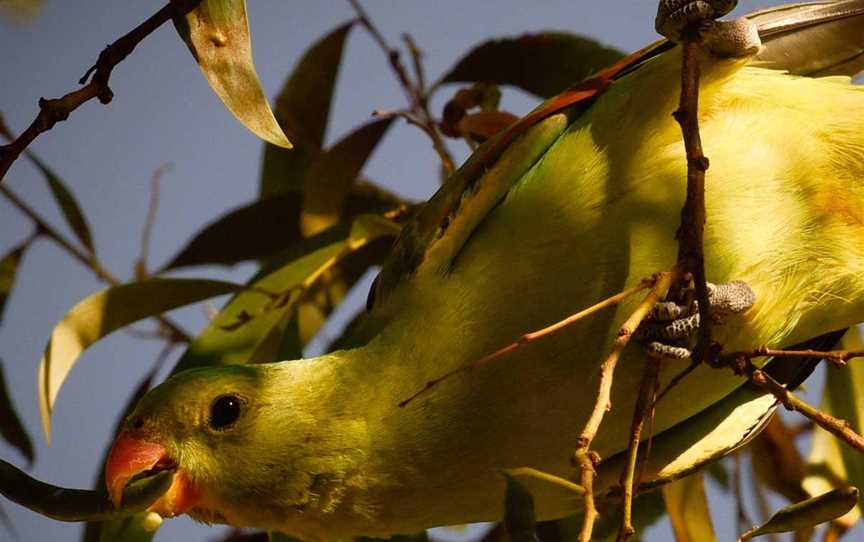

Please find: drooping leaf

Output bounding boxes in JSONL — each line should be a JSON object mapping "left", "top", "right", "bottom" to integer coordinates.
{"left": 0, "top": 360, "right": 34, "bottom": 463}
{"left": 161, "top": 182, "right": 406, "bottom": 270}
{"left": 439, "top": 32, "right": 625, "bottom": 98}
{"left": 173, "top": 0, "right": 292, "bottom": 148}
{"left": 0, "top": 458, "right": 172, "bottom": 522}
{"left": 260, "top": 21, "right": 354, "bottom": 198}
{"left": 739, "top": 487, "right": 859, "bottom": 540}
{"left": 0, "top": 119, "right": 94, "bottom": 254}
{"left": 662, "top": 471, "right": 717, "bottom": 542}
{"left": 0, "top": 240, "right": 29, "bottom": 324}
{"left": 503, "top": 475, "right": 539, "bottom": 542}
{"left": 174, "top": 215, "right": 399, "bottom": 371}
{"left": 38, "top": 279, "right": 242, "bottom": 441}
{"left": 301, "top": 117, "right": 394, "bottom": 236}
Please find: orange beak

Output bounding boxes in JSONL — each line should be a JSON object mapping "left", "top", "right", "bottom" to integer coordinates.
{"left": 105, "top": 431, "right": 201, "bottom": 517}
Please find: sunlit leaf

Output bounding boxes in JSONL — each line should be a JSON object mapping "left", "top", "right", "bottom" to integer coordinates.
{"left": 173, "top": 0, "right": 292, "bottom": 148}
{"left": 662, "top": 471, "right": 717, "bottom": 542}
{"left": 301, "top": 118, "right": 394, "bottom": 236}
{"left": 161, "top": 182, "right": 406, "bottom": 270}
{"left": 439, "top": 32, "right": 625, "bottom": 98}
{"left": 260, "top": 21, "right": 354, "bottom": 198}
{"left": 739, "top": 487, "right": 859, "bottom": 540}
{"left": 0, "top": 360, "right": 34, "bottom": 463}
{"left": 0, "top": 0, "right": 45, "bottom": 21}
{"left": 503, "top": 475, "right": 539, "bottom": 542}
{"left": 174, "top": 215, "right": 398, "bottom": 372}
{"left": 38, "top": 279, "right": 243, "bottom": 442}
{"left": 0, "top": 458, "right": 172, "bottom": 522}
{"left": 0, "top": 240, "right": 29, "bottom": 324}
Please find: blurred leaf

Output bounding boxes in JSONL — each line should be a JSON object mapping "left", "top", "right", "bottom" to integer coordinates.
{"left": 301, "top": 117, "right": 394, "bottom": 236}
{"left": 439, "top": 32, "right": 625, "bottom": 98}
{"left": 503, "top": 475, "right": 539, "bottom": 542}
{"left": 750, "top": 417, "right": 808, "bottom": 502}
{"left": 662, "top": 471, "right": 717, "bottom": 542}
{"left": 706, "top": 460, "right": 730, "bottom": 491}
{"left": 739, "top": 487, "right": 859, "bottom": 540}
{"left": 0, "top": 0, "right": 45, "bottom": 21}
{"left": 0, "top": 119, "right": 94, "bottom": 254}
{"left": 591, "top": 491, "right": 667, "bottom": 542}
{"left": 268, "top": 532, "right": 300, "bottom": 542}
{"left": 456, "top": 110, "right": 519, "bottom": 144}
{"left": 0, "top": 360, "right": 33, "bottom": 463}
{"left": 37, "top": 279, "right": 242, "bottom": 442}
{"left": 161, "top": 181, "right": 406, "bottom": 270}
{"left": 0, "top": 240, "right": 29, "bottom": 324}
{"left": 0, "top": 458, "right": 172, "bottom": 522}
{"left": 173, "top": 0, "right": 292, "bottom": 148}
{"left": 803, "top": 327, "right": 864, "bottom": 514}
{"left": 260, "top": 21, "right": 354, "bottom": 198}
{"left": 98, "top": 513, "right": 161, "bottom": 542}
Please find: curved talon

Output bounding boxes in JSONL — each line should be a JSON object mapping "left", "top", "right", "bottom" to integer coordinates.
{"left": 656, "top": 0, "right": 738, "bottom": 42}
{"left": 636, "top": 280, "right": 756, "bottom": 360}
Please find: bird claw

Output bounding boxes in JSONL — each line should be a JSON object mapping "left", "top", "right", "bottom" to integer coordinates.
{"left": 636, "top": 280, "right": 756, "bottom": 360}
{"left": 655, "top": 0, "right": 761, "bottom": 57}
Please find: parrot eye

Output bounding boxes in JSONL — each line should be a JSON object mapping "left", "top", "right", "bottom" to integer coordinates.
{"left": 209, "top": 394, "right": 243, "bottom": 430}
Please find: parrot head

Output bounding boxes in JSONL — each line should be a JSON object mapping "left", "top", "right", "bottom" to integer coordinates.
{"left": 105, "top": 364, "right": 276, "bottom": 525}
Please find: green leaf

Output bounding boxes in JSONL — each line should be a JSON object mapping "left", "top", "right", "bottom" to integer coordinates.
{"left": 739, "top": 487, "right": 859, "bottom": 540}
{"left": 301, "top": 117, "right": 394, "bottom": 236}
{"left": 161, "top": 182, "right": 406, "bottom": 270}
{"left": 0, "top": 458, "right": 172, "bottom": 522}
{"left": 173, "top": 0, "right": 292, "bottom": 149}
{"left": 662, "top": 471, "right": 717, "bottom": 542}
{"left": 37, "top": 278, "right": 242, "bottom": 442}
{"left": 260, "top": 21, "right": 354, "bottom": 198}
{"left": 0, "top": 240, "right": 29, "bottom": 324}
{"left": 0, "top": 360, "right": 34, "bottom": 463}
{"left": 503, "top": 475, "right": 539, "bottom": 542}
{"left": 30, "top": 154, "right": 95, "bottom": 254}
{"left": 439, "top": 32, "right": 625, "bottom": 98}
{"left": 174, "top": 215, "right": 399, "bottom": 372}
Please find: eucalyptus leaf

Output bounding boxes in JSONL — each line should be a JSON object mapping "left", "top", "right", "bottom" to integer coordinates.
{"left": 662, "top": 471, "right": 717, "bottom": 542}
{"left": 0, "top": 458, "right": 172, "bottom": 522}
{"left": 38, "top": 279, "right": 243, "bottom": 442}
{"left": 173, "top": 0, "right": 292, "bottom": 148}
{"left": 260, "top": 21, "right": 354, "bottom": 198}
{"left": 439, "top": 32, "right": 625, "bottom": 98}
{"left": 0, "top": 360, "right": 34, "bottom": 463}
{"left": 301, "top": 117, "right": 394, "bottom": 236}
{"left": 0, "top": 240, "right": 29, "bottom": 324}
{"left": 739, "top": 487, "right": 859, "bottom": 540}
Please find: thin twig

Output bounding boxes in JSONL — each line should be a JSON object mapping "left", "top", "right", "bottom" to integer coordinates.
{"left": 398, "top": 276, "right": 656, "bottom": 408}
{"left": 723, "top": 346, "right": 864, "bottom": 369}
{"left": 504, "top": 467, "right": 585, "bottom": 496}
{"left": 136, "top": 163, "right": 172, "bottom": 280}
{"left": 347, "top": 0, "right": 455, "bottom": 174}
{"left": 572, "top": 268, "right": 677, "bottom": 542}
{"left": 0, "top": 183, "right": 189, "bottom": 342}
{"left": 673, "top": 37, "right": 713, "bottom": 363}
{"left": 0, "top": 0, "right": 202, "bottom": 183}
{"left": 617, "top": 356, "right": 662, "bottom": 541}
{"left": 746, "top": 364, "right": 864, "bottom": 453}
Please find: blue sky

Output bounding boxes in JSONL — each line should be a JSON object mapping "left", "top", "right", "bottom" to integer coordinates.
{"left": 0, "top": 1, "right": 842, "bottom": 541}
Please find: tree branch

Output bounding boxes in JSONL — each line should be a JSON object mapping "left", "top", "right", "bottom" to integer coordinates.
{"left": 0, "top": 0, "right": 203, "bottom": 183}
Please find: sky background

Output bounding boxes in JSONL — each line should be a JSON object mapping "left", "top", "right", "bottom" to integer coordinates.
{"left": 0, "top": 1, "right": 851, "bottom": 541}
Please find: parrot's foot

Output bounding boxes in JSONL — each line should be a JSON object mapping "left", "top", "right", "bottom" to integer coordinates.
{"left": 655, "top": 0, "right": 761, "bottom": 58}
{"left": 636, "top": 280, "right": 756, "bottom": 360}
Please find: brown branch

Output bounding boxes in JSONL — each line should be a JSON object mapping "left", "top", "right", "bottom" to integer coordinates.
{"left": 724, "top": 346, "right": 864, "bottom": 369}
{"left": 0, "top": 183, "right": 189, "bottom": 343}
{"left": 136, "top": 163, "right": 172, "bottom": 280}
{"left": 673, "top": 37, "right": 713, "bottom": 363}
{"left": 617, "top": 356, "right": 662, "bottom": 542}
{"left": 347, "top": 0, "right": 456, "bottom": 174}
{"left": 572, "top": 268, "right": 677, "bottom": 542}
{"left": 0, "top": 0, "right": 202, "bottom": 183}
{"left": 398, "top": 275, "right": 656, "bottom": 408}
{"left": 745, "top": 363, "right": 864, "bottom": 453}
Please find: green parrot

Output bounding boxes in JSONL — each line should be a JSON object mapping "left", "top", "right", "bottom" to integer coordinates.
{"left": 103, "top": 1, "right": 864, "bottom": 539}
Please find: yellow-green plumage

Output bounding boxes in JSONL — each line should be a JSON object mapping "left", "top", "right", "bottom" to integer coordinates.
{"left": 119, "top": 4, "right": 864, "bottom": 540}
